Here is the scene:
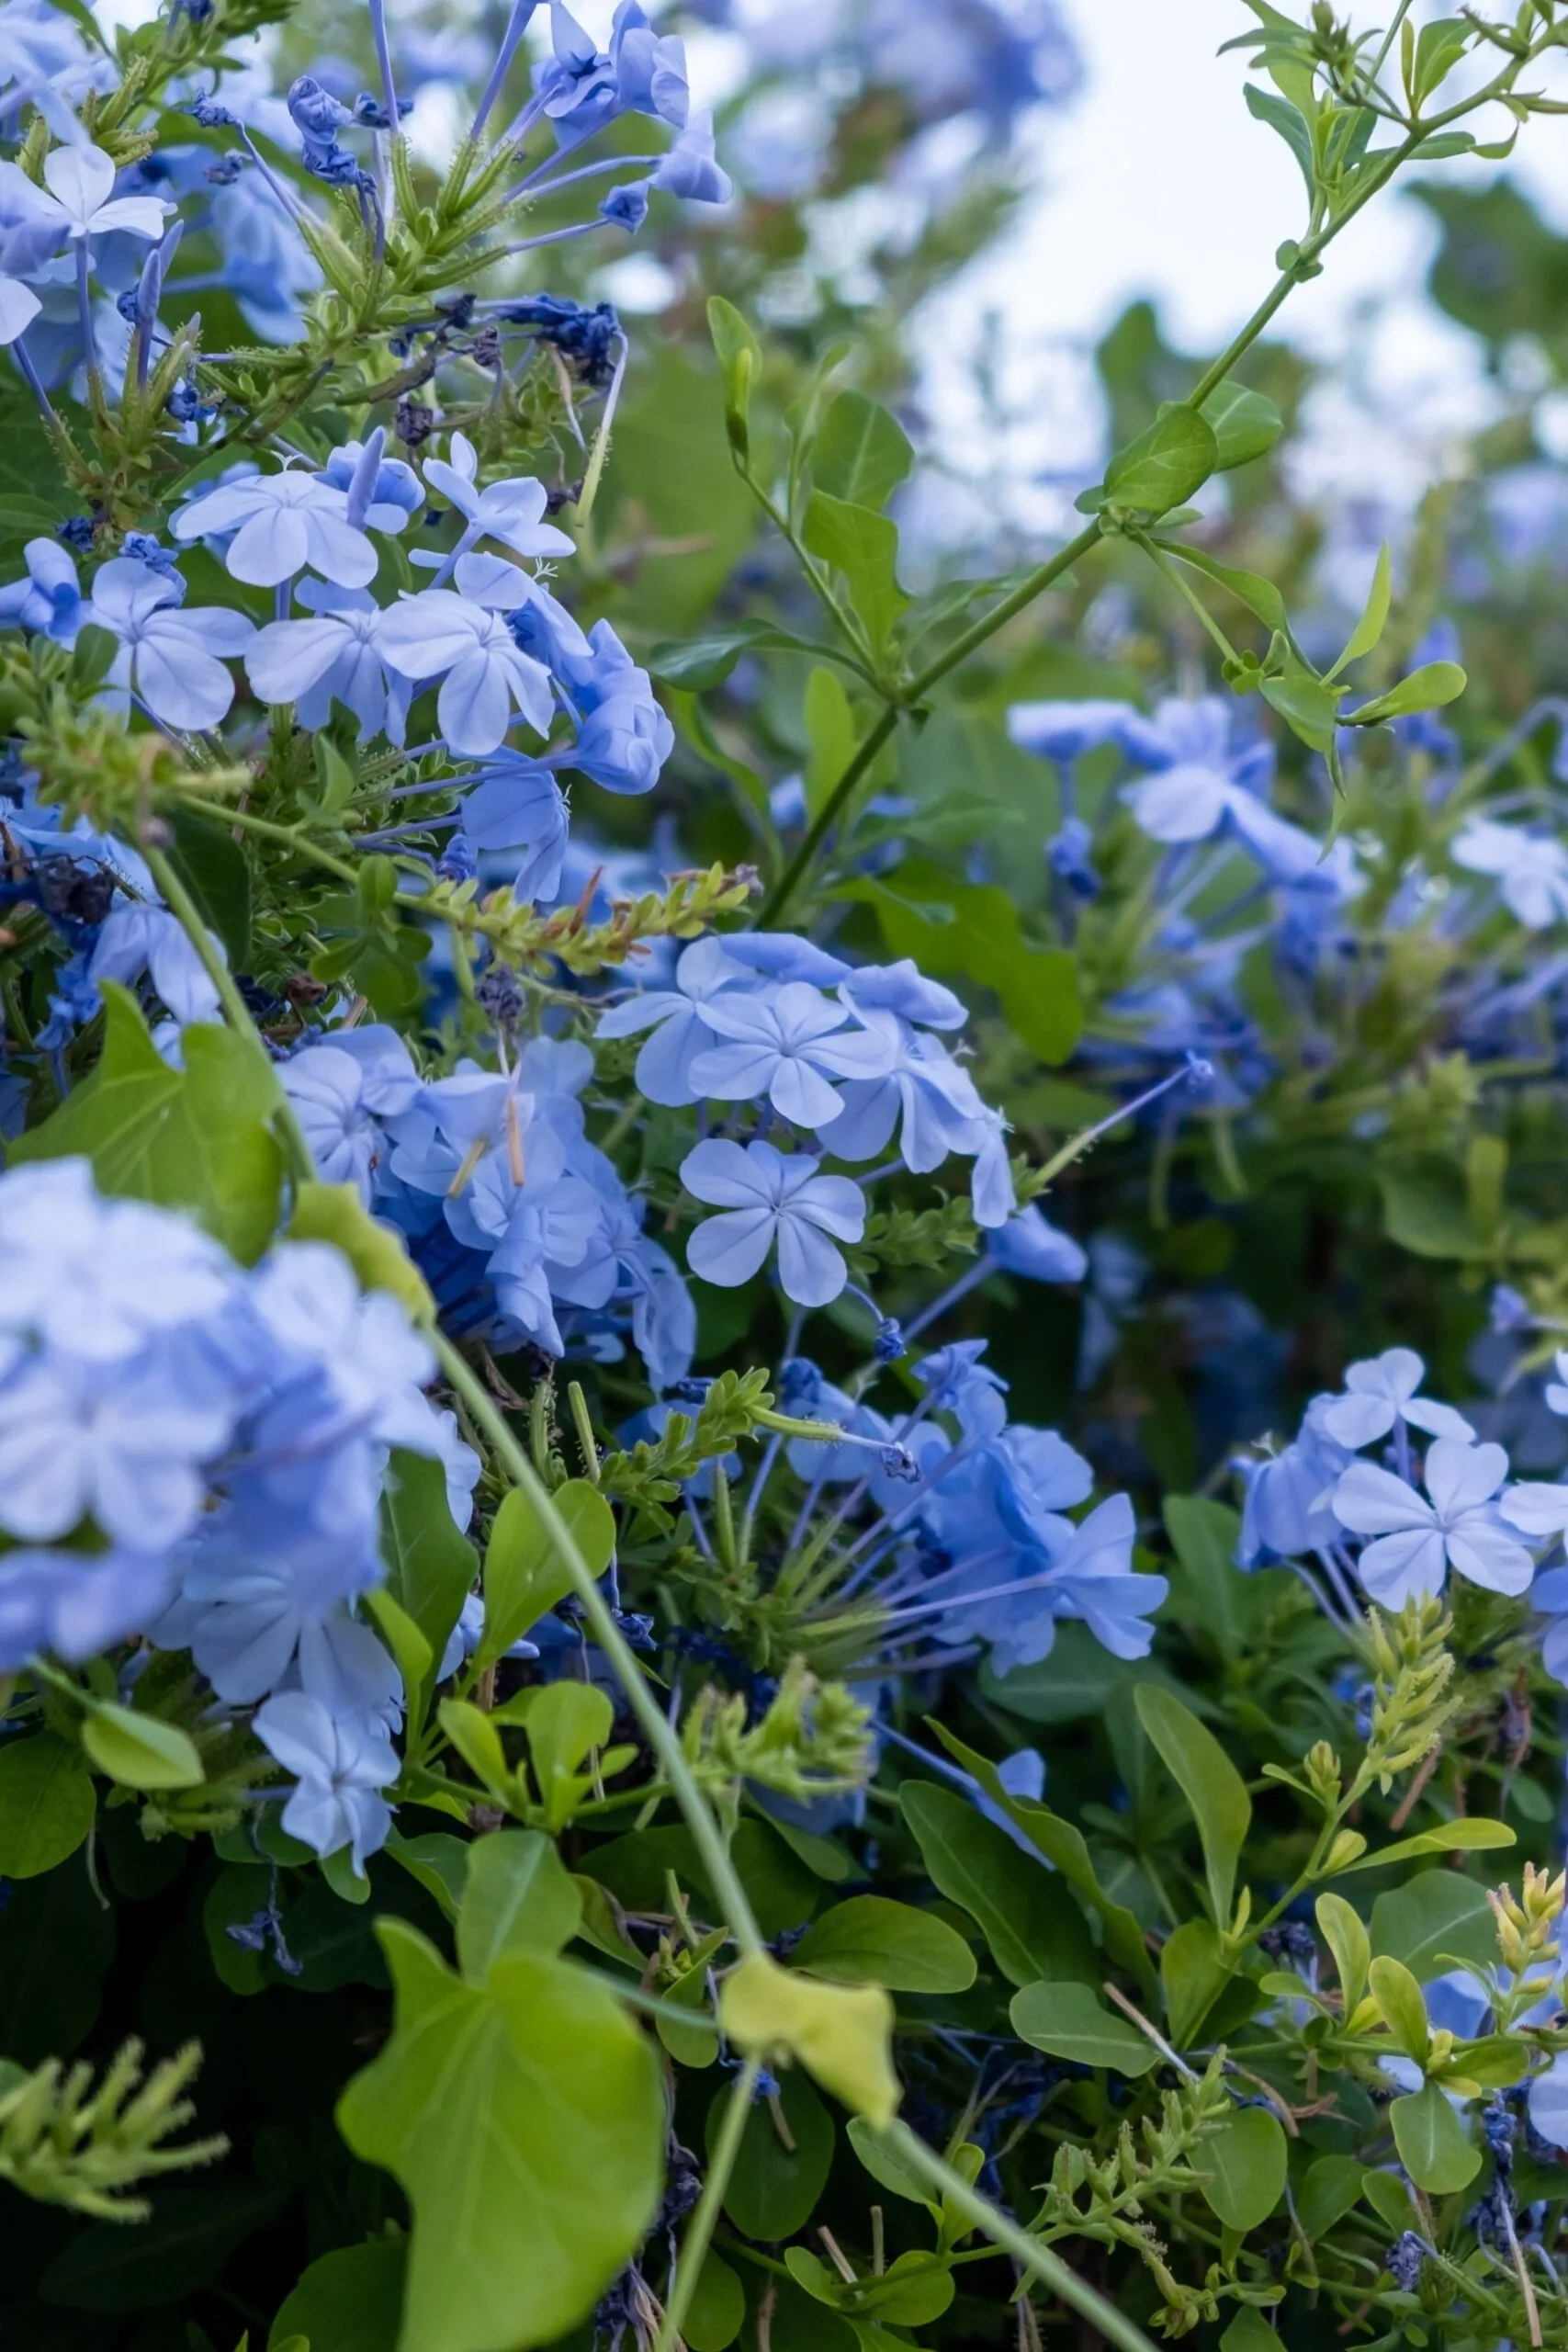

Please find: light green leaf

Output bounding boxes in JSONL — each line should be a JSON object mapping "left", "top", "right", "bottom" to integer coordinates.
{"left": 1152, "top": 541, "right": 1288, "bottom": 636}
{"left": 682, "top": 2250, "right": 745, "bottom": 2352}
{"left": 791, "top": 1895, "right": 976, "bottom": 1993}
{"left": 479, "top": 1477, "right": 614, "bottom": 1670}
{"left": 380, "top": 1450, "right": 478, "bottom": 1731}
{"left": 267, "top": 2240, "right": 406, "bottom": 2352}
{"left": 1201, "top": 2107, "right": 1287, "bottom": 2231}
{"left": 1330, "top": 1818, "right": 1515, "bottom": 1874}
{"left": 647, "top": 621, "right": 851, "bottom": 691}
{"left": 1314, "top": 1892, "right": 1370, "bottom": 2016}
{"left": 707, "top": 295, "right": 761, "bottom": 458}
{"left": 1010, "top": 1982, "right": 1157, "bottom": 2076}
{"left": 1104, "top": 404, "right": 1218, "bottom": 514}
{"left": 1296, "top": 2151, "right": 1368, "bottom": 2241}
{"left": 1200, "top": 380, "right": 1283, "bottom": 471}
{"left": 804, "top": 664, "right": 858, "bottom": 822}
{"left": 1390, "top": 2079, "right": 1481, "bottom": 2196}
{"left": 10, "top": 986, "right": 284, "bottom": 1264}
{"left": 803, "top": 491, "right": 907, "bottom": 650}
{"left": 1343, "top": 661, "right": 1466, "bottom": 727}
{"left": 81, "top": 1705, "right": 203, "bottom": 1792}
{"left": 1371, "top": 1873, "right": 1496, "bottom": 1981}
{"left": 509, "top": 1682, "right": 614, "bottom": 1833}
{"left": 1159, "top": 1918, "right": 1234, "bottom": 2046}
{"left": 720, "top": 1951, "right": 899, "bottom": 2126}
{"left": 386, "top": 1831, "right": 470, "bottom": 1920}
{"left": 1328, "top": 541, "right": 1391, "bottom": 677}
{"left": 898, "top": 1782, "right": 1096, "bottom": 1989}
{"left": 364, "top": 1588, "right": 434, "bottom": 1713}
{"left": 1220, "top": 2312, "right": 1284, "bottom": 2352}
{"left": 846, "top": 2117, "right": 938, "bottom": 2211}
{"left": 1162, "top": 1497, "right": 1245, "bottom": 1661}
{"left": 812, "top": 390, "right": 914, "bottom": 511}
{"left": 337, "top": 1920, "right": 663, "bottom": 2352}
{"left": 457, "top": 1830, "right": 581, "bottom": 1980}
{"left": 1134, "top": 1685, "right": 1250, "bottom": 1927}
{"left": 1368, "top": 1954, "right": 1429, "bottom": 2064}
{"left": 1410, "top": 16, "right": 1470, "bottom": 106}
{"left": 1260, "top": 668, "right": 1343, "bottom": 753}
{"left": 926, "top": 1723, "right": 1156, "bottom": 2001}
{"left": 1244, "top": 81, "right": 1314, "bottom": 194}
{"left": 0, "top": 1735, "right": 95, "bottom": 1879}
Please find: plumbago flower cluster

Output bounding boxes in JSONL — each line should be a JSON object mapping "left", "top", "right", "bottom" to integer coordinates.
{"left": 16, "top": 2, "right": 1568, "bottom": 2349}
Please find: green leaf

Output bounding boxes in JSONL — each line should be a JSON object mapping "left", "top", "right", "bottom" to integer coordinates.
{"left": 1260, "top": 668, "right": 1343, "bottom": 753}
{"left": 1150, "top": 541, "right": 1288, "bottom": 635}
{"left": 268, "top": 2241, "right": 406, "bottom": 2352}
{"left": 1377, "top": 1161, "right": 1491, "bottom": 1264}
{"left": 289, "top": 1185, "right": 435, "bottom": 1324}
{"left": 81, "top": 1705, "right": 204, "bottom": 1792}
{"left": 10, "top": 986, "right": 284, "bottom": 1264}
{"left": 1134, "top": 1685, "right": 1250, "bottom": 1927}
{"left": 898, "top": 1782, "right": 1096, "bottom": 1989}
{"left": 720, "top": 1951, "right": 899, "bottom": 2125}
{"left": 40, "top": 2184, "right": 287, "bottom": 2311}
{"left": 365, "top": 1588, "right": 434, "bottom": 1716}
{"left": 707, "top": 296, "right": 761, "bottom": 458}
{"left": 803, "top": 491, "right": 907, "bottom": 650}
{"left": 1330, "top": 1818, "right": 1515, "bottom": 1873}
{"left": 1371, "top": 1873, "right": 1497, "bottom": 1981}
{"left": 457, "top": 1829, "right": 581, "bottom": 1979}
{"left": 1201, "top": 2107, "right": 1287, "bottom": 2230}
{"left": 1104, "top": 404, "right": 1218, "bottom": 514}
{"left": 1328, "top": 540, "right": 1391, "bottom": 677}
{"left": 1368, "top": 1954, "right": 1429, "bottom": 2064}
{"left": 647, "top": 621, "right": 852, "bottom": 691}
{"left": 791, "top": 1896, "right": 976, "bottom": 1993}
{"left": 479, "top": 1478, "right": 614, "bottom": 1670}
{"left": 926, "top": 1723, "right": 1156, "bottom": 2001}
{"left": 834, "top": 859, "right": 1080, "bottom": 1063}
{"left": 846, "top": 2117, "right": 938, "bottom": 2210}
{"left": 1296, "top": 2152, "right": 1368, "bottom": 2241}
{"left": 380, "top": 1448, "right": 477, "bottom": 1730}
{"left": 0, "top": 1734, "right": 95, "bottom": 1879}
{"left": 1390, "top": 2079, "right": 1481, "bottom": 2196}
{"left": 166, "top": 805, "right": 253, "bottom": 968}
{"left": 1314, "top": 1892, "right": 1370, "bottom": 2016}
{"left": 1360, "top": 2164, "right": 1421, "bottom": 2235}
{"left": 812, "top": 390, "right": 914, "bottom": 511}
{"left": 1162, "top": 1497, "right": 1245, "bottom": 1661}
{"left": 1244, "top": 80, "right": 1314, "bottom": 193}
{"left": 1159, "top": 1918, "right": 1233, "bottom": 2046}
{"left": 682, "top": 2250, "right": 745, "bottom": 2352}
{"left": 1010, "top": 1981, "right": 1157, "bottom": 2076}
{"left": 1200, "top": 379, "right": 1283, "bottom": 470}
{"left": 717, "top": 2067, "right": 834, "bottom": 2240}
{"left": 509, "top": 1681, "right": 615, "bottom": 1833}
{"left": 1220, "top": 2312, "right": 1284, "bottom": 2352}
{"left": 1343, "top": 661, "right": 1466, "bottom": 727}
{"left": 0, "top": 1858, "right": 113, "bottom": 2064}
{"left": 1410, "top": 16, "right": 1470, "bottom": 106}
{"left": 803, "top": 663, "right": 859, "bottom": 822}
{"left": 337, "top": 1919, "right": 664, "bottom": 2352}
{"left": 385, "top": 1831, "right": 469, "bottom": 1921}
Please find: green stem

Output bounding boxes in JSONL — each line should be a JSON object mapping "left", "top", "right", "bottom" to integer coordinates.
{"left": 433, "top": 1334, "right": 767, "bottom": 1962}
{"left": 886, "top": 2125, "right": 1160, "bottom": 2352}
{"left": 652, "top": 2057, "right": 761, "bottom": 2352}
{"left": 142, "top": 843, "right": 317, "bottom": 1187}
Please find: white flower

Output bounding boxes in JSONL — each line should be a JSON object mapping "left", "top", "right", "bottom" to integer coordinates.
{"left": 1331, "top": 1437, "right": 1535, "bottom": 1606}
{"left": 86, "top": 558, "right": 254, "bottom": 733}
{"left": 374, "top": 590, "right": 555, "bottom": 757}
{"left": 1317, "top": 1347, "right": 1473, "bottom": 1450}
{"left": 0, "top": 143, "right": 169, "bottom": 245}
{"left": 1452, "top": 817, "right": 1568, "bottom": 930}
{"left": 170, "top": 469, "right": 378, "bottom": 591}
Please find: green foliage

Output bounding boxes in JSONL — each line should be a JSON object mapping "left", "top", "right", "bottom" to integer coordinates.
{"left": 0, "top": 2039, "right": 225, "bottom": 2221}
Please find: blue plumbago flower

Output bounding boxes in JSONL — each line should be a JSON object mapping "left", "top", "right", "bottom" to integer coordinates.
{"left": 253, "top": 1691, "right": 399, "bottom": 1874}
{"left": 85, "top": 558, "right": 255, "bottom": 733}
{"left": 987, "top": 1207, "right": 1088, "bottom": 1283}
{"left": 278, "top": 1027, "right": 419, "bottom": 1194}
{"left": 600, "top": 181, "right": 649, "bottom": 231}
{"left": 1332, "top": 1439, "right": 1534, "bottom": 1606}
{"left": 205, "top": 170, "right": 322, "bottom": 343}
{"left": 375, "top": 589, "right": 555, "bottom": 757}
{"left": 415, "top": 433, "right": 574, "bottom": 578}
{"left": 1452, "top": 816, "right": 1568, "bottom": 930}
{"left": 558, "top": 620, "right": 674, "bottom": 795}
{"left": 0, "top": 142, "right": 171, "bottom": 249}
{"left": 688, "top": 981, "right": 895, "bottom": 1129}
{"left": 595, "top": 933, "right": 760, "bottom": 1103}
{"left": 1007, "top": 699, "right": 1143, "bottom": 763}
{"left": 458, "top": 755, "right": 570, "bottom": 900}
{"left": 0, "top": 536, "right": 83, "bottom": 640}
{"left": 650, "top": 109, "right": 730, "bottom": 203}
{"left": 170, "top": 467, "right": 380, "bottom": 591}
{"left": 0, "top": 264, "right": 39, "bottom": 342}
{"left": 681, "top": 1137, "right": 865, "bottom": 1307}
{"left": 89, "top": 899, "right": 223, "bottom": 1026}
{"left": 245, "top": 580, "right": 412, "bottom": 741}
{"left": 1318, "top": 1347, "right": 1474, "bottom": 1449}
{"left": 322, "top": 435, "right": 423, "bottom": 533}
